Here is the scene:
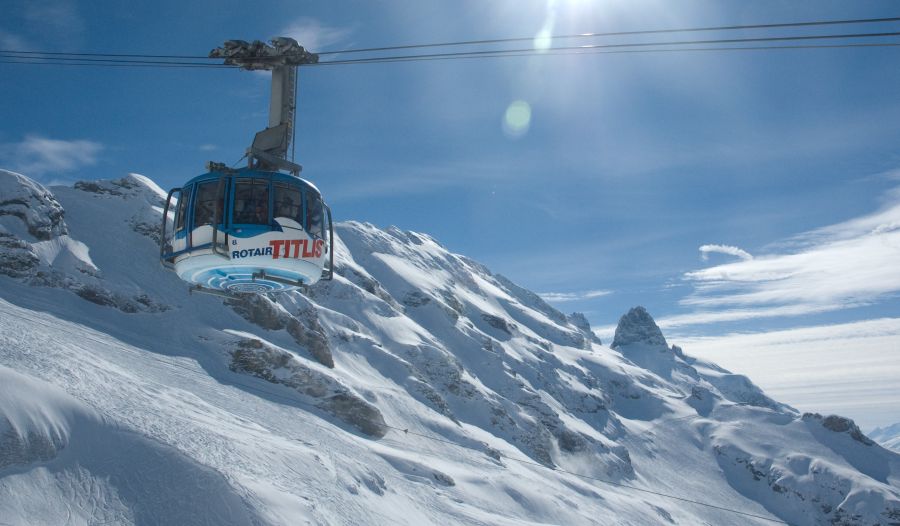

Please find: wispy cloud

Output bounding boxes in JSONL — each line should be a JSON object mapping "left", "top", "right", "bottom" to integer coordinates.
{"left": 540, "top": 289, "right": 611, "bottom": 302}
{"left": 666, "top": 183, "right": 900, "bottom": 329}
{"left": 278, "top": 17, "right": 353, "bottom": 52}
{"left": 0, "top": 29, "right": 30, "bottom": 50}
{"left": 198, "top": 144, "right": 218, "bottom": 152}
{"left": 0, "top": 135, "right": 103, "bottom": 178}
{"left": 23, "top": 0, "right": 85, "bottom": 45}
{"left": 698, "top": 244, "right": 752, "bottom": 262}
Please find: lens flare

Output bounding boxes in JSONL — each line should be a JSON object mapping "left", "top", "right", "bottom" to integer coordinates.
{"left": 503, "top": 100, "right": 532, "bottom": 138}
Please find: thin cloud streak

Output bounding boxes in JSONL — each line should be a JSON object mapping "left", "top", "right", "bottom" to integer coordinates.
{"left": 539, "top": 289, "right": 612, "bottom": 302}
{"left": 23, "top": 0, "right": 85, "bottom": 46}
{"left": 0, "top": 135, "right": 104, "bottom": 178}
{"left": 669, "top": 182, "right": 900, "bottom": 329}
{"left": 699, "top": 243, "right": 752, "bottom": 261}
{"left": 279, "top": 17, "right": 353, "bottom": 52}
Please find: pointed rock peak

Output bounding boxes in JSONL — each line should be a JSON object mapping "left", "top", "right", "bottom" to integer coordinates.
{"left": 611, "top": 306, "right": 668, "bottom": 349}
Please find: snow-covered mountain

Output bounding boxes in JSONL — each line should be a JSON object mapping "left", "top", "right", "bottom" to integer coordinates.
{"left": 1, "top": 169, "right": 899, "bottom": 525}
{"left": 872, "top": 424, "right": 900, "bottom": 454}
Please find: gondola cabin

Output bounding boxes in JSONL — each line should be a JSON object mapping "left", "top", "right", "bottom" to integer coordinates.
{"left": 160, "top": 167, "right": 333, "bottom": 293}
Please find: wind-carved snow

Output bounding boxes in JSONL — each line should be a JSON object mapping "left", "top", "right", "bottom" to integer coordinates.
{"left": 0, "top": 170, "right": 899, "bottom": 525}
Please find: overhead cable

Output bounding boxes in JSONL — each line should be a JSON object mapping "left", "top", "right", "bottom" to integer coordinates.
{"left": 0, "top": 15, "right": 897, "bottom": 64}
{"left": 310, "top": 30, "right": 900, "bottom": 66}
{"left": 315, "top": 15, "right": 900, "bottom": 55}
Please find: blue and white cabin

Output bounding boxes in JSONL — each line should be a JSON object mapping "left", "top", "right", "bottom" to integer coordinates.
{"left": 160, "top": 168, "right": 333, "bottom": 293}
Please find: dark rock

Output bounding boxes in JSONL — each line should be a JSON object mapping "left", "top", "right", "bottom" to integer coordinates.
{"left": 227, "top": 294, "right": 287, "bottom": 331}
{"left": 481, "top": 313, "right": 515, "bottom": 335}
{"left": 568, "top": 312, "right": 602, "bottom": 346}
{"left": 287, "top": 310, "right": 334, "bottom": 368}
{"left": 230, "top": 338, "right": 386, "bottom": 438}
{"left": 611, "top": 306, "right": 668, "bottom": 349}
{"left": 804, "top": 413, "right": 874, "bottom": 445}
{"left": 74, "top": 284, "right": 118, "bottom": 307}
{"left": 0, "top": 232, "right": 39, "bottom": 277}
{"left": 0, "top": 171, "right": 67, "bottom": 240}
{"left": 402, "top": 291, "right": 432, "bottom": 307}
{"left": 431, "top": 471, "right": 455, "bottom": 487}
{"left": 322, "top": 393, "right": 388, "bottom": 438}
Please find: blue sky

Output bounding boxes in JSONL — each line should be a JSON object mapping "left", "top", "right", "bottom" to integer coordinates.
{"left": 2, "top": 1, "right": 900, "bottom": 426}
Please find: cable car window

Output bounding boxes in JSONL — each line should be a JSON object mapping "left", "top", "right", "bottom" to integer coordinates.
{"left": 234, "top": 178, "right": 270, "bottom": 225}
{"left": 175, "top": 185, "right": 192, "bottom": 232}
{"left": 306, "top": 190, "right": 324, "bottom": 239}
{"left": 193, "top": 181, "right": 223, "bottom": 227}
{"left": 273, "top": 183, "right": 303, "bottom": 226}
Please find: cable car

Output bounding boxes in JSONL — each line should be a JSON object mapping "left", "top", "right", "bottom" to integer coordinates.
{"left": 160, "top": 38, "right": 332, "bottom": 295}
{"left": 160, "top": 167, "right": 332, "bottom": 293}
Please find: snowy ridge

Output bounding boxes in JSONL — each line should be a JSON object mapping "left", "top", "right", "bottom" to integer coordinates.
{"left": 0, "top": 170, "right": 899, "bottom": 525}
{"left": 872, "top": 423, "right": 900, "bottom": 453}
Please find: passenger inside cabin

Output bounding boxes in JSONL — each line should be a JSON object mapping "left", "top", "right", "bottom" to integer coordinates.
{"left": 277, "top": 196, "right": 294, "bottom": 219}
{"left": 252, "top": 200, "right": 268, "bottom": 224}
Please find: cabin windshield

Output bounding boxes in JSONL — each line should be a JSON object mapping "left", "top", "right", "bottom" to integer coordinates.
{"left": 193, "top": 180, "right": 224, "bottom": 228}
{"left": 234, "top": 178, "right": 270, "bottom": 225}
{"left": 274, "top": 182, "right": 303, "bottom": 226}
{"left": 306, "top": 190, "right": 324, "bottom": 239}
{"left": 175, "top": 185, "right": 192, "bottom": 233}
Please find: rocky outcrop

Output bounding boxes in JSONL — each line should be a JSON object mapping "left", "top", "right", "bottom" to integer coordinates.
{"left": 611, "top": 306, "right": 668, "bottom": 349}
{"left": 803, "top": 413, "right": 874, "bottom": 445}
{"left": 73, "top": 174, "right": 165, "bottom": 206}
{"left": 227, "top": 295, "right": 335, "bottom": 368}
{"left": 230, "top": 338, "right": 386, "bottom": 437}
{"left": 227, "top": 294, "right": 288, "bottom": 331}
{"left": 0, "top": 232, "right": 39, "bottom": 277}
{"left": 287, "top": 310, "right": 334, "bottom": 368}
{"left": 0, "top": 170, "right": 67, "bottom": 241}
{"left": 568, "top": 311, "right": 602, "bottom": 346}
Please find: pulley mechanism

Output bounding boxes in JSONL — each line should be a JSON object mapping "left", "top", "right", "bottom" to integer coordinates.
{"left": 210, "top": 38, "right": 319, "bottom": 175}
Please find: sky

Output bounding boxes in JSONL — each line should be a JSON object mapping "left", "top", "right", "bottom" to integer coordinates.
{"left": 1, "top": 0, "right": 899, "bottom": 429}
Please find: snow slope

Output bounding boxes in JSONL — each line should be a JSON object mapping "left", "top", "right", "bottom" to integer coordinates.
{"left": 872, "top": 424, "right": 900, "bottom": 454}
{"left": 1, "top": 169, "right": 899, "bottom": 525}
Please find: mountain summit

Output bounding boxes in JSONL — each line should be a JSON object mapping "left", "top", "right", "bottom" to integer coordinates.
{"left": 611, "top": 306, "right": 668, "bottom": 349}
{"left": 1, "top": 170, "right": 899, "bottom": 525}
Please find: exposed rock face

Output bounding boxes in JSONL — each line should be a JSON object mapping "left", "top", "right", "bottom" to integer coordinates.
{"left": 286, "top": 310, "right": 334, "bottom": 368}
{"left": 611, "top": 306, "right": 668, "bottom": 349}
{"left": 0, "top": 170, "right": 67, "bottom": 241}
{"left": 0, "top": 170, "right": 168, "bottom": 313}
{"left": 74, "top": 174, "right": 165, "bottom": 206}
{"left": 227, "top": 294, "right": 336, "bottom": 368}
{"left": 803, "top": 413, "right": 874, "bottom": 445}
{"left": 481, "top": 313, "right": 515, "bottom": 335}
{"left": 227, "top": 294, "right": 288, "bottom": 331}
{"left": 567, "top": 312, "right": 602, "bottom": 346}
{"left": 230, "top": 338, "right": 386, "bottom": 437}
{"left": 0, "top": 232, "right": 39, "bottom": 277}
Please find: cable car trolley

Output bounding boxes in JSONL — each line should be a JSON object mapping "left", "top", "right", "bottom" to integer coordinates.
{"left": 160, "top": 38, "right": 333, "bottom": 296}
